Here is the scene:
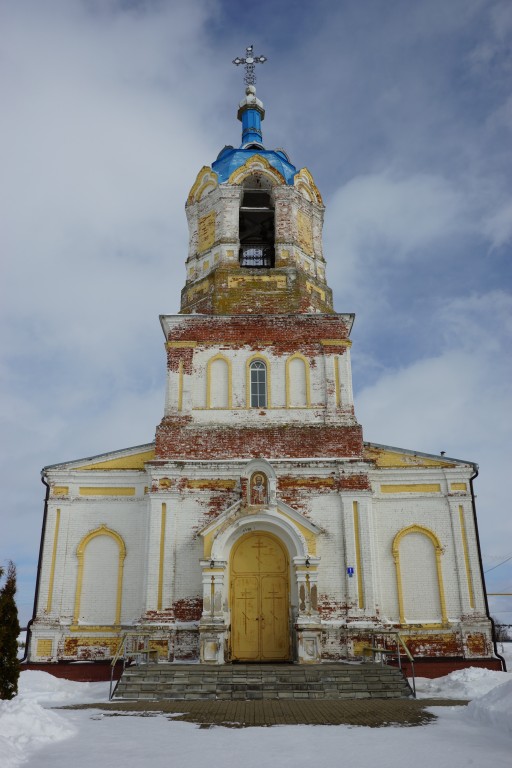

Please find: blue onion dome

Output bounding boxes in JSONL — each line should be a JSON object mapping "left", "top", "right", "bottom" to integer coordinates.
{"left": 212, "top": 85, "right": 297, "bottom": 184}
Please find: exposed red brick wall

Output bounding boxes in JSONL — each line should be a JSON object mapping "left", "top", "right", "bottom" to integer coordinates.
{"left": 338, "top": 474, "right": 371, "bottom": 491}
{"left": 172, "top": 597, "right": 203, "bottom": 622}
{"left": 155, "top": 423, "right": 364, "bottom": 460}
{"left": 167, "top": 345, "right": 194, "bottom": 373}
{"left": 278, "top": 475, "right": 336, "bottom": 491}
{"left": 166, "top": 314, "right": 352, "bottom": 350}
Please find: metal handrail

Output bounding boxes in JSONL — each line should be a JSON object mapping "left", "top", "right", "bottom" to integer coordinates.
{"left": 365, "top": 630, "right": 416, "bottom": 698}
{"left": 109, "top": 632, "right": 158, "bottom": 700}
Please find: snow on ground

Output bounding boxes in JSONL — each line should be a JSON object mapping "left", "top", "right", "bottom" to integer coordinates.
{"left": 414, "top": 666, "right": 510, "bottom": 699}
{"left": 18, "top": 670, "right": 109, "bottom": 707}
{"left": 1, "top": 661, "right": 511, "bottom": 768}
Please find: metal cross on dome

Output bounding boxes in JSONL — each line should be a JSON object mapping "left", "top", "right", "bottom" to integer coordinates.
{"left": 232, "top": 45, "right": 267, "bottom": 86}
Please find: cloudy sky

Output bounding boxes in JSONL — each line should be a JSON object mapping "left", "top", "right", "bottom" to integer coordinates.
{"left": 1, "top": 0, "right": 511, "bottom": 629}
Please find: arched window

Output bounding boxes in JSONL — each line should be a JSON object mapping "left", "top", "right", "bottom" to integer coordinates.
{"left": 239, "top": 178, "right": 275, "bottom": 268}
{"left": 286, "top": 354, "right": 310, "bottom": 407}
{"left": 250, "top": 360, "right": 267, "bottom": 407}
{"left": 74, "top": 526, "right": 126, "bottom": 626}
{"left": 392, "top": 525, "right": 448, "bottom": 626}
{"left": 207, "top": 354, "right": 231, "bottom": 408}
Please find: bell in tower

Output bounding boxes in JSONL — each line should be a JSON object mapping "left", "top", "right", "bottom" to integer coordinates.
{"left": 181, "top": 75, "right": 333, "bottom": 315}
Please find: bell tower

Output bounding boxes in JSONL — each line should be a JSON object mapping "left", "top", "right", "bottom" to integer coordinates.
{"left": 155, "top": 67, "right": 363, "bottom": 462}
{"left": 181, "top": 83, "right": 332, "bottom": 316}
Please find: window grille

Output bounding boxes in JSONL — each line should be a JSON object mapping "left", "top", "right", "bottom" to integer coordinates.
{"left": 250, "top": 360, "right": 267, "bottom": 408}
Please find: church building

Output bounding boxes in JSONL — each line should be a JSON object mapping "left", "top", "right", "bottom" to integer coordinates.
{"left": 28, "top": 59, "right": 501, "bottom": 674}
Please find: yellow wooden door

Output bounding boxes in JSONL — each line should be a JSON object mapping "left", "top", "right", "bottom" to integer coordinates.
{"left": 231, "top": 532, "right": 290, "bottom": 661}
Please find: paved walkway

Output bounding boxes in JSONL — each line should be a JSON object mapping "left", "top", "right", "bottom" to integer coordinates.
{"left": 66, "top": 698, "right": 467, "bottom": 728}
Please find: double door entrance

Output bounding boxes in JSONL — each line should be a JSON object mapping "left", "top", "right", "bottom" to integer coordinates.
{"left": 230, "top": 531, "right": 290, "bottom": 661}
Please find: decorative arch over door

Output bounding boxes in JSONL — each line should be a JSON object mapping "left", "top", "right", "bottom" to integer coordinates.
{"left": 230, "top": 531, "right": 290, "bottom": 662}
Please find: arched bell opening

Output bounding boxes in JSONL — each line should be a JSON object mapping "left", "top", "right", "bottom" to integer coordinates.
{"left": 239, "top": 176, "right": 275, "bottom": 268}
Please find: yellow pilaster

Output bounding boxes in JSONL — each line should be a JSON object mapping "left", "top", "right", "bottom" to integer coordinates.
{"left": 352, "top": 501, "right": 364, "bottom": 609}
{"left": 459, "top": 504, "right": 475, "bottom": 609}
{"left": 157, "top": 503, "right": 167, "bottom": 611}
{"left": 46, "top": 508, "right": 61, "bottom": 612}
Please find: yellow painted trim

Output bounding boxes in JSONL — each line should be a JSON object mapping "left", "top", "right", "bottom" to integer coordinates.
{"left": 285, "top": 353, "right": 311, "bottom": 408}
{"left": 187, "top": 281, "right": 209, "bottom": 301}
{"left": 203, "top": 530, "right": 214, "bottom": 559}
{"left": 353, "top": 501, "right": 364, "bottom": 609}
{"left": 75, "top": 450, "right": 155, "bottom": 471}
{"left": 334, "top": 356, "right": 340, "bottom": 407}
{"left": 305, "top": 281, "right": 325, "bottom": 301}
{"left": 52, "top": 486, "right": 69, "bottom": 495}
{"left": 246, "top": 353, "right": 272, "bottom": 409}
{"left": 227, "top": 154, "right": 286, "bottom": 186}
{"left": 69, "top": 625, "right": 121, "bottom": 633}
{"left": 293, "top": 167, "right": 323, "bottom": 205}
{"left": 187, "top": 479, "right": 236, "bottom": 489}
{"left": 228, "top": 275, "right": 287, "bottom": 288}
{"left": 320, "top": 339, "right": 352, "bottom": 347}
{"left": 206, "top": 353, "right": 233, "bottom": 409}
{"left": 74, "top": 525, "right": 126, "bottom": 625}
{"left": 279, "top": 510, "right": 317, "bottom": 555}
{"left": 157, "top": 503, "right": 167, "bottom": 611}
{"left": 451, "top": 482, "right": 467, "bottom": 492}
{"left": 167, "top": 341, "right": 198, "bottom": 348}
{"left": 198, "top": 212, "right": 216, "bottom": 254}
{"left": 186, "top": 166, "right": 218, "bottom": 205}
{"left": 364, "top": 445, "right": 457, "bottom": 468}
{"left": 46, "top": 508, "right": 61, "bottom": 612}
{"left": 381, "top": 484, "right": 441, "bottom": 494}
{"left": 177, "top": 359, "right": 184, "bottom": 412}
{"left": 79, "top": 487, "right": 136, "bottom": 496}
{"left": 36, "top": 639, "right": 53, "bottom": 657}
{"left": 392, "top": 525, "right": 447, "bottom": 626}
{"left": 459, "top": 504, "right": 475, "bottom": 609}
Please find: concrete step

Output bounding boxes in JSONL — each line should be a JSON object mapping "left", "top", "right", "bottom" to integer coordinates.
{"left": 112, "top": 663, "right": 412, "bottom": 701}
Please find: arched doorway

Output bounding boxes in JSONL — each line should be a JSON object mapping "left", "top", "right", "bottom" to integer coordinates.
{"left": 230, "top": 531, "right": 290, "bottom": 661}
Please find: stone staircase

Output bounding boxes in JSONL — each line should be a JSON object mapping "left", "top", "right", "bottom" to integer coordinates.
{"left": 112, "top": 663, "right": 413, "bottom": 701}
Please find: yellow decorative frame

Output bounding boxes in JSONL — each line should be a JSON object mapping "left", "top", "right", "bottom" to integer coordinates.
{"left": 353, "top": 502, "right": 364, "bottom": 609}
{"left": 73, "top": 525, "right": 126, "bottom": 626}
{"left": 246, "top": 354, "right": 272, "bottom": 409}
{"left": 459, "top": 505, "right": 475, "bottom": 609}
{"left": 157, "top": 503, "right": 167, "bottom": 611}
{"left": 293, "top": 167, "right": 323, "bottom": 205}
{"left": 392, "top": 524, "right": 447, "bottom": 627}
{"left": 206, "top": 353, "right": 233, "bottom": 409}
{"left": 228, "top": 154, "right": 286, "bottom": 186}
{"left": 285, "top": 353, "right": 311, "bottom": 408}
{"left": 46, "top": 508, "right": 61, "bottom": 612}
{"left": 187, "top": 166, "right": 219, "bottom": 204}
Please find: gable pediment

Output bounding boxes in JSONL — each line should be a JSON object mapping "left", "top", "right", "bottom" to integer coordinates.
{"left": 198, "top": 498, "right": 322, "bottom": 560}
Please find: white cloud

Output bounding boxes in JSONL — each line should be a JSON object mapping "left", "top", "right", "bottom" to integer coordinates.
{"left": 356, "top": 289, "right": 512, "bottom": 576}
{"left": 482, "top": 200, "right": 512, "bottom": 249}
{"left": 326, "top": 171, "right": 466, "bottom": 263}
